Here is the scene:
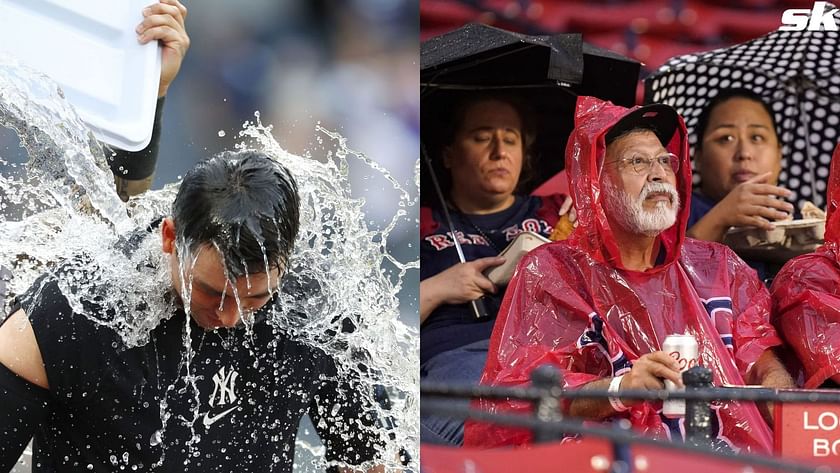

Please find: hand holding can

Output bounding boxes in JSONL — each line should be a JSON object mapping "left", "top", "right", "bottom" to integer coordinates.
{"left": 662, "top": 333, "right": 699, "bottom": 418}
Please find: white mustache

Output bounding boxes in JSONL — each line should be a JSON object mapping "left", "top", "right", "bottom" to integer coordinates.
{"left": 639, "top": 182, "right": 679, "bottom": 203}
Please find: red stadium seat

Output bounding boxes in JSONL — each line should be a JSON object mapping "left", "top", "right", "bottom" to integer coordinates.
{"left": 531, "top": 170, "right": 568, "bottom": 197}
{"left": 421, "top": 438, "right": 810, "bottom": 472}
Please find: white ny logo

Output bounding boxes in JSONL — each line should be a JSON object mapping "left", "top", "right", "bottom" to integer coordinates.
{"left": 209, "top": 367, "right": 238, "bottom": 407}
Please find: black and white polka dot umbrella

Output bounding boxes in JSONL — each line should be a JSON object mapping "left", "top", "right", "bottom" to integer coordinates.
{"left": 644, "top": 6, "right": 840, "bottom": 209}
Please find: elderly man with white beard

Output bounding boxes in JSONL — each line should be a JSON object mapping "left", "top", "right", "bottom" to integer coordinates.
{"left": 465, "top": 97, "right": 795, "bottom": 452}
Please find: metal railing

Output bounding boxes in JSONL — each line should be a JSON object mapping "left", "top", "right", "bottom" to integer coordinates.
{"left": 421, "top": 365, "right": 840, "bottom": 473}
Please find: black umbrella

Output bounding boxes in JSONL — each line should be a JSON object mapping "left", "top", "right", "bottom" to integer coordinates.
{"left": 644, "top": 4, "right": 840, "bottom": 209}
{"left": 421, "top": 23, "right": 641, "bottom": 205}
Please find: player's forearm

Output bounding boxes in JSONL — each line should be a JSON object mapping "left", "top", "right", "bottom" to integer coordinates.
{"left": 108, "top": 97, "right": 164, "bottom": 201}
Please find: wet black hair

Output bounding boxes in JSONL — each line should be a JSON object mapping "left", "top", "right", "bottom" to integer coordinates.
{"left": 694, "top": 88, "right": 780, "bottom": 150}
{"left": 172, "top": 150, "right": 300, "bottom": 278}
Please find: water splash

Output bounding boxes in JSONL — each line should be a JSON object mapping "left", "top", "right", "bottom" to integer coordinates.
{"left": 1, "top": 53, "right": 418, "bottom": 472}
{"left": 0, "top": 54, "right": 131, "bottom": 233}
{"left": 238, "top": 115, "right": 420, "bottom": 471}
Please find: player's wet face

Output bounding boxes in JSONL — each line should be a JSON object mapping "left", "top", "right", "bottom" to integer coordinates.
{"left": 180, "top": 246, "right": 280, "bottom": 329}
{"left": 161, "top": 218, "right": 280, "bottom": 329}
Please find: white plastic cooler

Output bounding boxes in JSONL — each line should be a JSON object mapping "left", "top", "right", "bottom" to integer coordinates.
{"left": 0, "top": 0, "right": 161, "bottom": 151}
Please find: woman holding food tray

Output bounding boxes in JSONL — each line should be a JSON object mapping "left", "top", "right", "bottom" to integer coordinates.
{"left": 687, "top": 88, "right": 825, "bottom": 282}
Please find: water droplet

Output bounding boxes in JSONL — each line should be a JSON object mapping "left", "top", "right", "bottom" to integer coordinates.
{"left": 217, "top": 130, "right": 226, "bottom": 138}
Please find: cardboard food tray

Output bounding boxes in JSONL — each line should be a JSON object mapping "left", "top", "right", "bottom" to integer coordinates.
{"left": 723, "top": 218, "right": 825, "bottom": 262}
{"left": 485, "top": 231, "right": 550, "bottom": 286}
{"left": 0, "top": 0, "right": 161, "bottom": 151}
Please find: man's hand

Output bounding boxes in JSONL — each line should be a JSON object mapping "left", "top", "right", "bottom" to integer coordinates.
{"left": 569, "top": 351, "right": 682, "bottom": 419}
{"left": 419, "top": 257, "right": 505, "bottom": 323}
{"left": 689, "top": 172, "right": 793, "bottom": 242}
{"left": 618, "top": 351, "right": 682, "bottom": 407}
{"left": 136, "top": 0, "right": 190, "bottom": 98}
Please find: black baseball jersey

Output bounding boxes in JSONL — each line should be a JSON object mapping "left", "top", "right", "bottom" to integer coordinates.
{"left": 4, "top": 274, "right": 379, "bottom": 472}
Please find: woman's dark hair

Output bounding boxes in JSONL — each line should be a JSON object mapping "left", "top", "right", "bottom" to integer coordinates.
{"left": 172, "top": 150, "right": 300, "bottom": 278}
{"left": 437, "top": 93, "right": 537, "bottom": 196}
{"left": 694, "top": 88, "right": 780, "bottom": 150}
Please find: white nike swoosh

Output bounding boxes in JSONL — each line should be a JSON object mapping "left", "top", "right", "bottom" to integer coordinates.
{"left": 203, "top": 406, "right": 238, "bottom": 427}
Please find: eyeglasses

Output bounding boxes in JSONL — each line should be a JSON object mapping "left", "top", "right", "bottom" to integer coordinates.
{"left": 609, "top": 153, "right": 680, "bottom": 175}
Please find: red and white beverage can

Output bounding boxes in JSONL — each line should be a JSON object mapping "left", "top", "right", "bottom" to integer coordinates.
{"left": 662, "top": 333, "right": 699, "bottom": 418}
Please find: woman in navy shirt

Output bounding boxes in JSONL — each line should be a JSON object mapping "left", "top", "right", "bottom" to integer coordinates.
{"left": 420, "top": 94, "right": 570, "bottom": 445}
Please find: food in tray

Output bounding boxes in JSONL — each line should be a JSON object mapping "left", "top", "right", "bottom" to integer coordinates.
{"left": 801, "top": 201, "right": 827, "bottom": 220}
{"left": 723, "top": 200, "right": 826, "bottom": 250}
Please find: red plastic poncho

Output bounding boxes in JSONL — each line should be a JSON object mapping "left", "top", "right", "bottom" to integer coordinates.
{"left": 771, "top": 143, "right": 840, "bottom": 389}
{"left": 464, "top": 96, "right": 781, "bottom": 452}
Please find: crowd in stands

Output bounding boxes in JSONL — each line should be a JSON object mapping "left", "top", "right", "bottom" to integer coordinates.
{"left": 420, "top": 0, "right": 840, "bottom": 452}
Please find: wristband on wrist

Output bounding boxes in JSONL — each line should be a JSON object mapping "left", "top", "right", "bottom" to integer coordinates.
{"left": 608, "top": 374, "right": 629, "bottom": 412}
